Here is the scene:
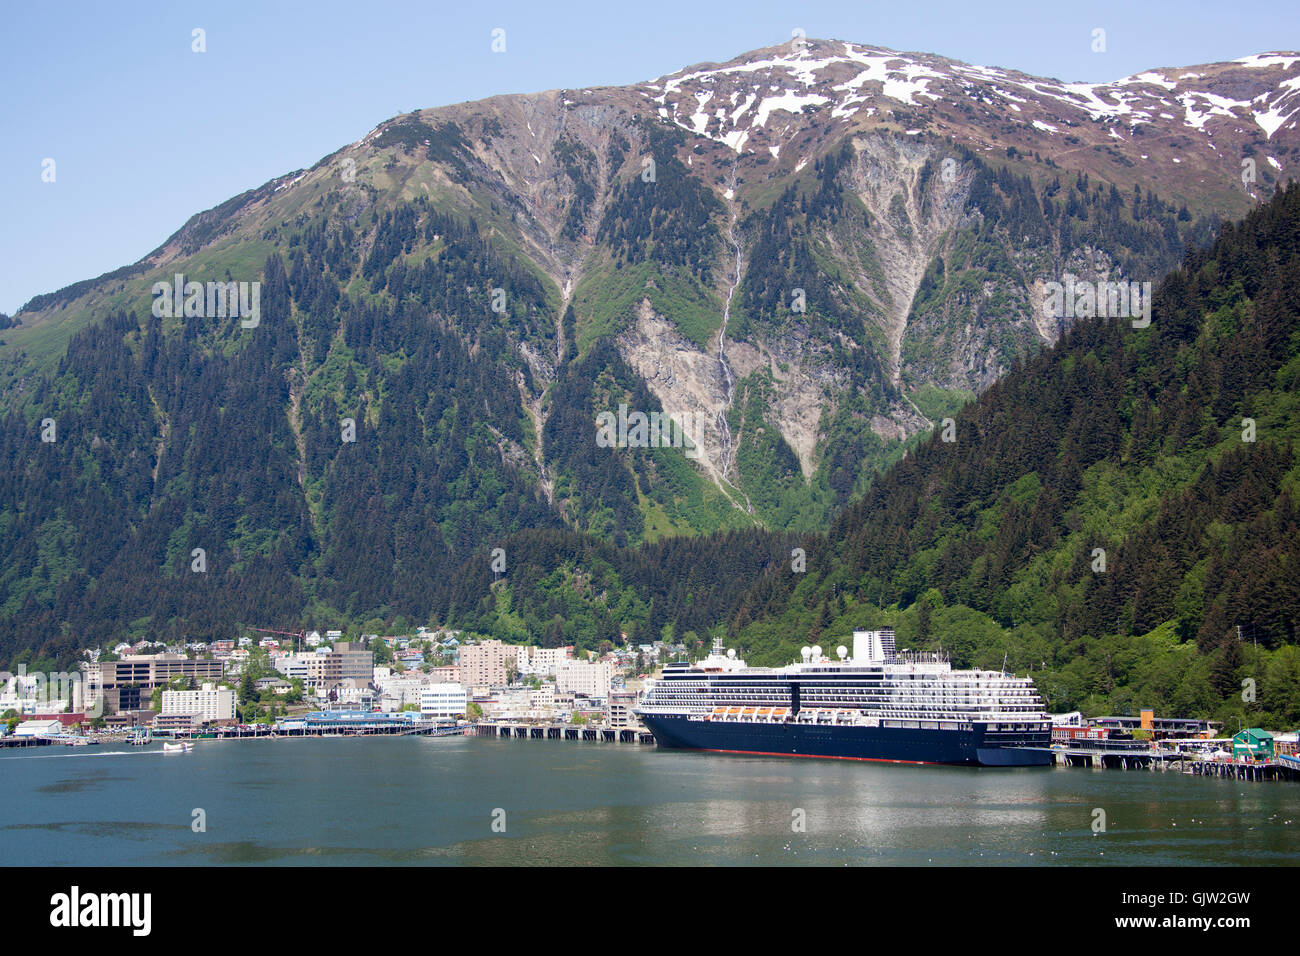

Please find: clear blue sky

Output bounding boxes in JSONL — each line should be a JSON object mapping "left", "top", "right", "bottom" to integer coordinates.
{"left": 3, "top": 0, "right": 1295, "bottom": 314}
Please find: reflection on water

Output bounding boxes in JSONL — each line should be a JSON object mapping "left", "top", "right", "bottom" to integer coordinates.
{"left": 1, "top": 736, "right": 1297, "bottom": 866}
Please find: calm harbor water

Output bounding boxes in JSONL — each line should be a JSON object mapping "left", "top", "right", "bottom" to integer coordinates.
{"left": 1, "top": 736, "right": 1298, "bottom": 866}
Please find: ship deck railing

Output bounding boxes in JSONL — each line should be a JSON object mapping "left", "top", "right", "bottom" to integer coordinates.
{"left": 663, "top": 707, "right": 1050, "bottom": 729}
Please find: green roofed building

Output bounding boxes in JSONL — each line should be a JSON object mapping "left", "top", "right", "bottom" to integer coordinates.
{"left": 1232, "top": 728, "right": 1274, "bottom": 761}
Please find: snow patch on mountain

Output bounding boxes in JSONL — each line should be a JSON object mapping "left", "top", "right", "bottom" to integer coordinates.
{"left": 642, "top": 38, "right": 1300, "bottom": 153}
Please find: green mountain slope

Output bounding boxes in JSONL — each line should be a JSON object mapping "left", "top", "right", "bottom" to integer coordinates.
{"left": 2, "top": 39, "right": 1298, "bottom": 668}
{"left": 731, "top": 182, "right": 1300, "bottom": 726}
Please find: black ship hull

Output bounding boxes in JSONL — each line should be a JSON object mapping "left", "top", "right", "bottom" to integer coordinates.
{"left": 640, "top": 714, "right": 1053, "bottom": 767}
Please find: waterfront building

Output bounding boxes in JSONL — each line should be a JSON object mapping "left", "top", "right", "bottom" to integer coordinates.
{"left": 606, "top": 691, "right": 643, "bottom": 730}
{"left": 420, "top": 683, "right": 468, "bottom": 718}
{"left": 153, "top": 712, "right": 201, "bottom": 732}
{"left": 1233, "top": 728, "right": 1274, "bottom": 760}
{"left": 332, "top": 682, "right": 376, "bottom": 709}
{"left": 13, "top": 719, "right": 64, "bottom": 737}
{"left": 294, "top": 710, "right": 430, "bottom": 731}
{"left": 161, "top": 683, "right": 236, "bottom": 724}
{"left": 1093, "top": 714, "right": 1222, "bottom": 740}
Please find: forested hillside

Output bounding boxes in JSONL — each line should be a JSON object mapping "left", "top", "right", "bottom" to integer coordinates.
{"left": 3, "top": 38, "right": 1298, "bottom": 720}
{"left": 415, "top": 183, "right": 1300, "bottom": 728}
{"left": 732, "top": 182, "right": 1300, "bottom": 726}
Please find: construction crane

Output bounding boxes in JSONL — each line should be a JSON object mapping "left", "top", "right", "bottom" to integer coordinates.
{"left": 245, "top": 626, "right": 307, "bottom": 653}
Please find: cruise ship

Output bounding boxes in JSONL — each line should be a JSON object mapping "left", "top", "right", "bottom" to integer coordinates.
{"left": 635, "top": 630, "right": 1053, "bottom": 767}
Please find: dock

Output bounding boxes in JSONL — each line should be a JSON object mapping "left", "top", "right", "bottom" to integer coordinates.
{"left": 1053, "top": 739, "right": 1174, "bottom": 769}
{"left": 471, "top": 722, "right": 657, "bottom": 745}
{"left": 1051, "top": 741, "right": 1300, "bottom": 781}
{"left": 1186, "top": 759, "right": 1300, "bottom": 782}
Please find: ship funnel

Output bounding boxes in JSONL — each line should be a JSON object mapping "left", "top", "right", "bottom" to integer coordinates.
{"left": 853, "top": 630, "right": 883, "bottom": 663}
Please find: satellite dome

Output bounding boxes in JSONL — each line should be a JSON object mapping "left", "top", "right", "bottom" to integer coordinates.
{"left": 726, "top": 648, "right": 736, "bottom": 659}
{"left": 836, "top": 645, "right": 848, "bottom": 659}
{"left": 811, "top": 644, "right": 823, "bottom": 658}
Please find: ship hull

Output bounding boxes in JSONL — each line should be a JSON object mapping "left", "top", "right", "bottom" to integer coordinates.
{"left": 640, "top": 714, "right": 1052, "bottom": 767}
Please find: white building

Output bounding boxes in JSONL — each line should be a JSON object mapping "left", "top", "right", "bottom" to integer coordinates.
{"left": 556, "top": 660, "right": 613, "bottom": 698}
{"left": 273, "top": 653, "right": 311, "bottom": 681}
{"left": 375, "top": 670, "right": 430, "bottom": 710}
{"left": 529, "top": 685, "right": 556, "bottom": 715}
{"left": 13, "top": 719, "right": 64, "bottom": 737}
{"left": 160, "top": 683, "right": 235, "bottom": 723}
{"left": 606, "top": 691, "right": 643, "bottom": 730}
{"left": 515, "top": 645, "right": 570, "bottom": 678}
{"left": 334, "top": 683, "right": 375, "bottom": 709}
{"left": 420, "top": 683, "right": 467, "bottom": 718}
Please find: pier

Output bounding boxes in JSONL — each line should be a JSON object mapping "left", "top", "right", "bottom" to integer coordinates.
{"left": 140, "top": 715, "right": 468, "bottom": 741}
{"left": 1051, "top": 742, "right": 1300, "bottom": 782}
{"left": 471, "top": 722, "right": 657, "bottom": 745}
{"left": 1053, "top": 740, "right": 1173, "bottom": 770}
{"left": 1186, "top": 759, "right": 1300, "bottom": 782}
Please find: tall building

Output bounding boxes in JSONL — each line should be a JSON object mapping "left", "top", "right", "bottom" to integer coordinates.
{"left": 459, "top": 640, "right": 511, "bottom": 688}
{"left": 556, "top": 660, "right": 613, "bottom": 698}
{"left": 160, "top": 683, "right": 236, "bottom": 724}
{"left": 303, "top": 642, "right": 374, "bottom": 691}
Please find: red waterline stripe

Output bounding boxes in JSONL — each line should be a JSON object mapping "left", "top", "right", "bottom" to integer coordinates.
{"left": 701, "top": 747, "right": 941, "bottom": 765}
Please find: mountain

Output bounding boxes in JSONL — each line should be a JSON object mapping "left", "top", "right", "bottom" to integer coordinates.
{"left": 2, "top": 39, "right": 1299, "bottom": 661}
{"left": 728, "top": 180, "right": 1300, "bottom": 725}
{"left": 443, "top": 182, "right": 1300, "bottom": 727}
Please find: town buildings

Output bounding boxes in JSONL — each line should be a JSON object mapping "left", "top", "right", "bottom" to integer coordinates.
{"left": 85, "top": 654, "right": 225, "bottom": 712}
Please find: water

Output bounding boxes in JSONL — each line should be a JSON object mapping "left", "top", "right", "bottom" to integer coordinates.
{"left": 2, "top": 736, "right": 1297, "bottom": 866}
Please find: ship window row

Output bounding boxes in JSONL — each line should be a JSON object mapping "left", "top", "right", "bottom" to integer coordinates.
{"left": 645, "top": 688, "right": 1043, "bottom": 708}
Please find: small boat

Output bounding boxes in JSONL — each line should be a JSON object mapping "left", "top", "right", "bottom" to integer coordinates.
{"left": 161, "top": 741, "right": 193, "bottom": 754}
